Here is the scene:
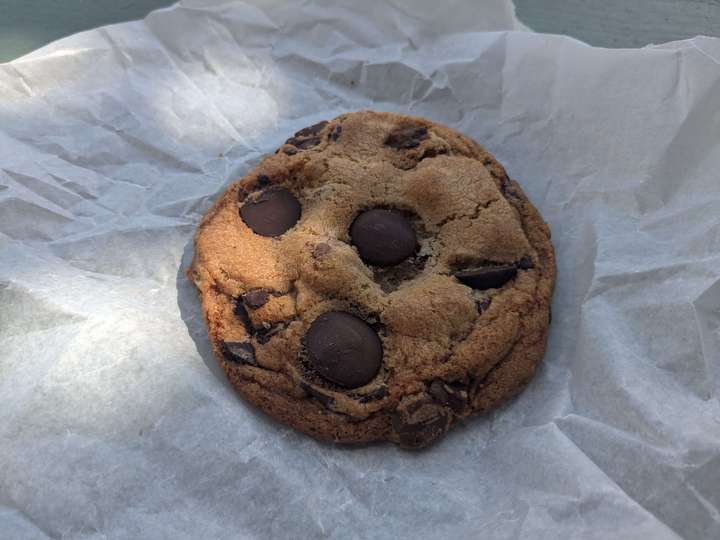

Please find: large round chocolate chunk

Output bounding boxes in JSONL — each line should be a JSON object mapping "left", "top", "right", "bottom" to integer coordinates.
{"left": 240, "top": 186, "right": 301, "bottom": 237}
{"left": 391, "top": 394, "right": 452, "bottom": 448}
{"left": 350, "top": 208, "right": 417, "bottom": 266}
{"left": 306, "top": 311, "right": 382, "bottom": 388}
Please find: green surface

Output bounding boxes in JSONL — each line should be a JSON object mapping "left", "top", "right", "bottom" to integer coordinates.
{"left": 1, "top": 0, "right": 719, "bottom": 63}
{"left": 0, "top": 0, "right": 174, "bottom": 63}
{"left": 514, "top": 0, "right": 720, "bottom": 48}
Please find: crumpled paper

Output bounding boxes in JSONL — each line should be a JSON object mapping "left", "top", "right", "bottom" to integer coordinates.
{"left": 1, "top": 0, "right": 719, "bottom": 538}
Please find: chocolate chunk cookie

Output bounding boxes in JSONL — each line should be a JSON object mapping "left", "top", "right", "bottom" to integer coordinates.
{"left": 189, "top": 111, "right": 555, "bottom": 448}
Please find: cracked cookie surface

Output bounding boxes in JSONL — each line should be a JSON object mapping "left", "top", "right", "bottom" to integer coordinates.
{"left": 189, "top": 110, "right": 556, "bottom": 448}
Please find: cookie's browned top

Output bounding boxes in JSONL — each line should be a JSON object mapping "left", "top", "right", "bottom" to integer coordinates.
{"left": 190, "top": 110, "right": 555, "bottom": 448}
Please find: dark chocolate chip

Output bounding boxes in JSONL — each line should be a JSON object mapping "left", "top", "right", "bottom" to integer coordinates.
{"left": 518, "top": 256, "right": 534, "bottom": 269}
{"left": 255, "top": 322, "right": 283, "bottom": 344}
{"left": 240, "top": 186, "right": 301, "bottom": 237}
{"left": 243, "top": 289, "right": 269, "bottom": 309}
{"left": 284, "top": 121, "right": 326, "bottom": 149}
{"left": 455, "top": 264, "right": 517, "bottom": 290}
{"left": 329, "top": 124, "right": 342, "bottom": 141}
{"left": 221, "top": 341, "right": 257, "bottom": 365}
{"left": 350, "top": 208, "right": 417, "bottom": 267}
{"left": 305, "top": 311, "right": 383, "bottom": 388}
{"left": 391, "top": 395, "right": 452, "bottom": 448}
{"left": 312, "top": 243, "right": 331, "bottom": 258}
{"left": 294, "top": 120, "right": 328, "bottom": 138}
{"left": 235, "top": 297, "right": 285, "bottom": 343}
{"left": 385, "top": 125, "right": 428, "bottom": 149}
{"left": 256, "top": 174, "right": 271, "bottom": 188}
{"left": 420, "top": 147, "right": 448, "bottom": 159}
{"left": 428, "top": 380, "right": 468, "bottom": 413}
{"left": 396, "top": 415, "right": 449, "bottom": 448}
{"left": 475, "top": 298, "right": 492, "bottom": 313}
{"left": 286, "top": 136, "right": 321, "bottom": 149}
{"left": 233, "top": 300, "right": 252, "bottom": 330}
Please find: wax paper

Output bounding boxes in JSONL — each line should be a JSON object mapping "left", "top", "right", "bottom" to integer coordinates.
{"left": 1, "top": 1, "right": 719, "bottom": 539}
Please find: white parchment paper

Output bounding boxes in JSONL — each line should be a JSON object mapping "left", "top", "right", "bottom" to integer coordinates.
{"left": 2, "top": 1, "right": 720, "bottom": 538}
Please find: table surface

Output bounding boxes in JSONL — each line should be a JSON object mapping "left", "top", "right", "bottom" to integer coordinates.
{"left": 1, "top": 0, "right": 720, "bottom": 63}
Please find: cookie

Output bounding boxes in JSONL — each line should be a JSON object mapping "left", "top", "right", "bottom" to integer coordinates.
{"left": 189, "top": 111, "right": 555, "bottom": 448}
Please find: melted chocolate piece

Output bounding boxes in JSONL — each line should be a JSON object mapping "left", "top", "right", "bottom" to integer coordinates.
{"left": 455, "top": 264, "right": 517, "bottom": 290}
{"left": 518, "top": 256, "right": 534, "bottom": 269}
{"left": 350, "top": 208, "right": 417, "bottom": 267}
{"left": 221, "top": 341, "right": 256, "bottom": 365}
{"left": 391, "top": 395, "right": 452, "bottom": 448}
{"left": 329, "top": 124, "right": 342, "bottom": 141}
{"left": 428, "top": 380, "right": 468, "bottom": 413}
{"left": 385, "top": 125, "right": 429, "bottom": 149}
{"left": 240, "top": 186, "right": 301, "bottom": 237}
{"left": 305, "top": 311, "right": 383, "bottom": 388}
{"left": 243, "top": 289, "right": 269, "bottom": 309}
{"left": 284, "top": 120, "right": 328, "bottom": 149}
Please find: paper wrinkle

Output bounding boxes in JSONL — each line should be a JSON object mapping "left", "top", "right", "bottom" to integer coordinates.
{"left": 557, "top": 414, "right": 720, "bottom": 539}
{"left": 552, "top": 417, "right": 685, "bottom": 540}
{"left": 0, "top": 506, "right": 55, "bottom": 540}
{"left": 2, "top": 1, "right": 720, "bottom": 538}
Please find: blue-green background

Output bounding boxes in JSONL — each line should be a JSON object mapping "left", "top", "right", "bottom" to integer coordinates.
{"left": 0, "top": 0, "right": 174, "bottom": 63}
{"left": 2, "top": 0, "right": 720, "bottom": 63}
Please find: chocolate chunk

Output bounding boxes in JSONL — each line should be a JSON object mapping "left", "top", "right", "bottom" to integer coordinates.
{"left": 243, "top": 289, "right": 269, "bottom": 309}
{"left": 255, "top": 322, "right": 285, "bottom": 344}
{"left": 221, "top": 341, "right": 257, "bottom": 365}
{"left": 428, "top": 380, "right": 468, "bottom": 413}
{"left": 385, "top": 125, "right": 428, "bottom": 149}
{"left": 329, "top": 124, "right": 342, "bottom": 141}
{"left": 350, "top": 208, "right": 417, "bottom": 267}
{"left": 455, "top": 264, "right": 517, "bottom": 290}
{"left": 284, "top": 122, "right": 327, "bottom": 149}
{"left": 475, "top": 298, "right": 492, "bottom": 313}
{"left": 420, "top": 147, "right": 448, "bottom": 159}
{"left": 518, "top": 256, "right": 534, "bottom": 269}
{"left": 256, "top": 174, "right": 271, "bottom": 188}
{"left": 312, "top": 243, "right": 331, "bottom": 258}
{"left": 233, "top": 300, "right": 252, "bottom": 330}
{"left": 240, "top": 186, "right": 301, "bottom": 237}
{"left": 286, "top": 136, "right": 321, "bottom": 149}
{"left": 305, "top": 311, "right": 383, "bottom": 388}
{"left": 294, "top": 120, "right": 328, "bottom": 138}
{"left": 235, "top": 297, "right": 284, "bottom": 343}
{"left": 391, "top": 395, "right": 452, "bottom": 448}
